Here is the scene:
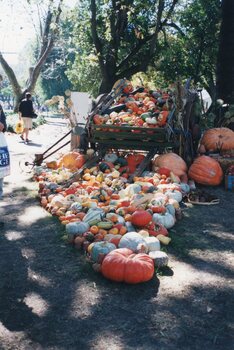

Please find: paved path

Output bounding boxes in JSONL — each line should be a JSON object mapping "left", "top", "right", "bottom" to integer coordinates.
{"left": 3, "top": 117, "right": 71, "bottom": 197}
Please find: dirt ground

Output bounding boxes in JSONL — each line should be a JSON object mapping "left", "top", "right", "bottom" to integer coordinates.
{"left": 0, "top": 118, "right": 233, "bottom": 350}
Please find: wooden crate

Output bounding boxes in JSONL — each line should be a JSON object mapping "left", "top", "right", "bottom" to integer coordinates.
{"left": 89, "top": 124, "right": 178, "bottom": 150}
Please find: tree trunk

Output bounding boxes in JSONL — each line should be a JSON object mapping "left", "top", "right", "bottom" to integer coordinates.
{"left": 216, "top": 0, "right": 234, "bottom": 104}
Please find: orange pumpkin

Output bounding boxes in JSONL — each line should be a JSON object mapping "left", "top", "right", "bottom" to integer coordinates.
{"left": 199, "top": 128, "right": 234, "bottom": 152}
{"left": 188, "top": 155, "right": 223, "bottom": 186}
{"left": 152, "top": 153, "right": 187, "bottom": 177}
{"left": 131, "top": 210, "right": 152, "bottom": 227}
{"left": 93, "top": 114, "right": 104, "bottom": 125}
{"left": 57, "top": 151, "right": 86, "bottom": 170}
{"left": 46, "top": 160, "right": 58, "bottom": 170}
{"left": 157, "top": 111, "right": 169, "bottom": 126}
{"left": 101, "top": 248, "right": 154, "bottom": 284}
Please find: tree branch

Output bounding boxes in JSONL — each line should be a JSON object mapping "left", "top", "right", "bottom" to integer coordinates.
{"left": 117, "top": 34, "right": 154, "bottom": 71}
{"left": 90, "top": 0, "right": 105, "bottom": 74}
{"left": 161, "top": 0, "right": 180, "bottom": 26}
{"left": 28, "top": 0, "right": 63, "bottom": 91}
{"left": 163, "top": 22, "right": 185, "bottom": 36}
{"left": 0, "top": 52, "right": 22, "bottom": 96}
{"left": 149, "top": 0, "right": 164, "bottom": 57}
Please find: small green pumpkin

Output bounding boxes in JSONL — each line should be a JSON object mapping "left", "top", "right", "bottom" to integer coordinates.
{"left": 114, "top": 157, "right": 128, "bottom": 166}
{"left": 140, "top": 112, "right": 152, "bottom": 121}
{"left": 99, "top": 162, "right": 111, "bottom": 172}
{"left": 83, "top": 208, "right": 104, "bottom": 225}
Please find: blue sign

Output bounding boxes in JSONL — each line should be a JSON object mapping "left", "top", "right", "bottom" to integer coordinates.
{"left": 0, "top": 146, "right": 10, "bottom": 167}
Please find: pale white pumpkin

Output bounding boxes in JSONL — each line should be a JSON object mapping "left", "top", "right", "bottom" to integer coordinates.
{"left": 153, "top": 212, "right": 175, "bottom": 229}
{"left": 66, "top": 221, "right": 90, "bottom": 236}
{"left": 125, "top": 183, "right": 142, "bottom": 196}
{"left": 138, "top": 230, "right": 150, "bottom": 238}
{"left": 165, "top": 203, "right": 176, "bottom": 217}
{"left": 149, "top": 251, "right": 169, "bottom": 267}
{"left": 144, "top": 236, "right": 161, "bottom": 252}
{"left": 118, "top": 232, "right": 145, "bottom": 252}
{"left": 165, "top": 189, "right": 183, "bottom": 202}
{"left": 178, "top": 183, "right": 190, "bottom": 193}
{"left": 151, "top": 192, "right": 168, "bottom": 206}
{"left": 50, "top": 194, "right": 66, "bottom": 208}
{"left": 168, "top": 198, "right": 180, "bottom": 209}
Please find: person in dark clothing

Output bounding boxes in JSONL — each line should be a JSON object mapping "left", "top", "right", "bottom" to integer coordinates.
{"left": 18, "top": 92, "right": 35, "bottom": 144}
{"left": 0, "top": 104, "right": 7, "bottom": 132}
{"left": 0, "top": 104, "right": 10, "bottom": 204}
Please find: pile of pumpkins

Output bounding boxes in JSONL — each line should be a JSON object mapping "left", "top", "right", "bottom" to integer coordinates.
{"left": 92, "top": 84, "right": 173, "bottom": 129}
{"left": 35, "top": 150, "right": 191, "bottom": 284}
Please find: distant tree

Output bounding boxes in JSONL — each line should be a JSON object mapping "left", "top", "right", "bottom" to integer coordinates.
{"left": 0, "top": 0, "right": 63, "bottom": 111}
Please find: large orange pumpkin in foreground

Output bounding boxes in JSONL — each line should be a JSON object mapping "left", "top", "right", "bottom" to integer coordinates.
{"left": 199, "top": 127, "right": 234, "bottom": 152}
{"left": 152, "top": 152, "right": 187, "bottom": 177}
{"left": 57, "top": 151, "right": 86, "bottom": 170}
{"left": 188, "top": 155, "right": 223, "bottom": 186}
{"left": 101, "top": 248, "right": 154, "bottom": 284}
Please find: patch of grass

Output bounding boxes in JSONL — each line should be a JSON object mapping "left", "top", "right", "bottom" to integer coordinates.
{"left": 168, "top": 229, "right": 190, "bottom": 258}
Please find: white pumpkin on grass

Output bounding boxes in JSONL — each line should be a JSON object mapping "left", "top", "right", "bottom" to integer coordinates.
{"left": 164, "top": 190, "right": 182, "bottom": 203}
{"left": 118, "top": 232, "right": 146, "bottom": 252}
{"left": 165, "top": 203, "right": 176, "bottom": 217}
{"left": 66, "top": 221, "right": 90, "bottom": 238}
{"left": 153, "top": 212, "right": 175, "bottom": 229}
{"left": 144, "top": 236, "right": 161, "bottom": 252}
{"left": 50, "top": 194, "right": 66, "bottom": 208}
{"left": 168, "top": 198, "right": 180, "bottom": 209}
{"left": 150, "top": 193, "right": 168, "bottom": 206}
{"left": 149, "top": 251, "right": 169, "bottom": 267}
{"left": 178, "top": 183, "right": 190, "bottom": 194}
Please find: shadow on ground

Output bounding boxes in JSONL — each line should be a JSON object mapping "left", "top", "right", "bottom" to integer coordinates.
{"left": 0, "top": 184, "right": 233, "bottom": 350}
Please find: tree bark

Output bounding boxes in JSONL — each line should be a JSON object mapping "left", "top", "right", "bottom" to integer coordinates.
{"left": 216, "top": 0, "right": 234, "bottom": 104}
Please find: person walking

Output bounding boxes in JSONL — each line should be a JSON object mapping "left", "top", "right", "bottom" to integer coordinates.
{"left": 18, "top": 92, "right": 35, "bottom": 144}
{"left": 0, "top": 104, "right": 10, "bottom": 204}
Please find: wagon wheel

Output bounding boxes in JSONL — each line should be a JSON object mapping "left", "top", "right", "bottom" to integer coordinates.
{"left": 19, "top": 154, "right": 36, "bottom": 173}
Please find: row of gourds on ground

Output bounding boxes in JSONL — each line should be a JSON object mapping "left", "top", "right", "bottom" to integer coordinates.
{"left": 34, "top": 85, "right": 234, "bottom": 284}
